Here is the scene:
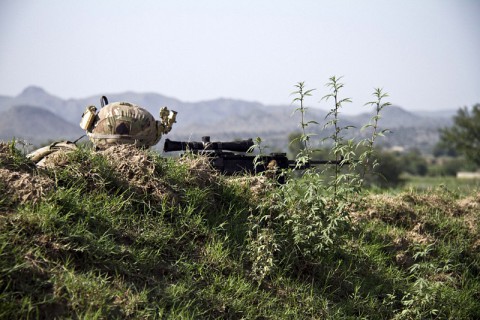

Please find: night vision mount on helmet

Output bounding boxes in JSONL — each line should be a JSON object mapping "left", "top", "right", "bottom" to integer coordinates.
{"left": 80, "top": 96, "right": 177, "bottom": 149}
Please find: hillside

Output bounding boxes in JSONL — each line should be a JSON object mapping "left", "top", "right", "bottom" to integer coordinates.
{"left": 1, "top": 141, "right": 479, "bottom": 319}
{"left": 0, "top": 86, "right": 453, "bottom": 152}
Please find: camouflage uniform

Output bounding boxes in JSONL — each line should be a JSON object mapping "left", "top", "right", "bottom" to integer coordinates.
{"left": 26, "top": 140, "right": 78, "bottom": 168}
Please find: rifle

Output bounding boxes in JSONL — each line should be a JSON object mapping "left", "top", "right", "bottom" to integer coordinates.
{"left": 163, "top": 136, "right": 343, "bottom": 182}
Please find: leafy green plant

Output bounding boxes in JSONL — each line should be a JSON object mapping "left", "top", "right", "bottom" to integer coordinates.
{"left": 321, "top": 76, "right": 357, "bottom": 206}
{"left": 290, "top": 82, "right": 317, "bottom": 168}
{"left": 247, "top": 136, "right": 269, "bottom": 172}
{"left": 246, "top": 77, "right": 392, "bottom": 280}
{"left": 359, "top": 88, "right": 391, "bottom": 182}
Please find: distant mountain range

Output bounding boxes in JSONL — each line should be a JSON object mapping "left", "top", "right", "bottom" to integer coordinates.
{"left": 0, "top": 86, "right": 455, "bottom": 153}
{"left": 0, "top": 105, "right": 83, "bottom": 144}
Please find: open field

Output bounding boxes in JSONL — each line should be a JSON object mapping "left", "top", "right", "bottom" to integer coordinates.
{"left": 401, "top": 175, "right": 480, "bottom": 194}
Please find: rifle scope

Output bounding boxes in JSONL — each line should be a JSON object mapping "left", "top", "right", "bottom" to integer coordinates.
{"left": 164, "top": 136, "right": 254, "bottom": 153}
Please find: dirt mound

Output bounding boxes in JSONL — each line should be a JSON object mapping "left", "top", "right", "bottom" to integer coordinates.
{"left": 225, "top": 175, "right": 274, "bottom": 199}
{"left": 1, "top": 141, "right": 226, "bottom": 207}
{"left": 0, "top": 142, "right": 54, "bottom": 205}
{"left": 352, "top": 191, "right": 480, "bottom": 268}
{"left": 0, "top": 168, "right": 54, "bottom": 205}
{"left": 456, "top": 193, "right": 480, "bottom": 235}
{"left": 457, "top": 193, "right": 480, "bottom": 211}
{"left": 0, "top": 142, "right": 34, "bottom": 170}
{"left": 177, "top": 155, "right": 219, "bottom": 187}
{"left": 100, "top": 145, "right": 178, "bottom": 203}
{"left": 355, "top": 194, "right": 418, "bottom": 228}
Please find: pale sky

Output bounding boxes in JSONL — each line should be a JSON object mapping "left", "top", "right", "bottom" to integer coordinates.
{"left": 0, "top": 0, "right": 479, "bottom": 114}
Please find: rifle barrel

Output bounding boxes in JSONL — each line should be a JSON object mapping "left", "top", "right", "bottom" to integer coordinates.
{"left": 288, "top": 158, "right": 346, "bottom": 169}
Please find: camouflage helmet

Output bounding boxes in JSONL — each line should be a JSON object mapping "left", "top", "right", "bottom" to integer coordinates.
{"left": 80, "top": 96, "right": 177, "bottom": 149}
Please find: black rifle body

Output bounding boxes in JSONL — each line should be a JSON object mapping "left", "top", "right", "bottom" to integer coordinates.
{"left": 163, "top": 136, "right": 341, "bottom": 180}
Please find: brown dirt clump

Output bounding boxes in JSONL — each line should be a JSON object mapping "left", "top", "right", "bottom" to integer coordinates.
{"left": 407, "top": 223, "right": 434, "bottom": 244}
{"left": 225, "top": 175, "right": 274, "bottom": 200}
{"left": 177, "top": 155, "right": 219, "bottom": 187}
{"left": 457, "top": 193, "right": 480, "bottom": 234}
{"left": 456, "top": 193, "right": 480, "bottom": 250}
{"left": 353, "top": 191, "right": 480, "bottom": 268}
{"left": 401, "top": 192, "right": 463, "bottom": 217}
{"left": 0, "top": 168, "right": 54, "bottom": 205}
{"left": 0, "top": 142, "right": 54, "bottom": 205}
{"left": 36, "top": 150, "right": 74, "bottom": 169}
{"left": 100, "top": 145, "right": 178, "bottom": 203}
{"left": 356, "top": 194, "right": 418, "bottom": 228}
{"left": 355, "top": 192, "right": 478, "bottom": 233}
{"left": 457, "top": 193, "right": 480, "bottom": 212}
{"left": 101, "top": 145, "right": 157, "bottom": 178}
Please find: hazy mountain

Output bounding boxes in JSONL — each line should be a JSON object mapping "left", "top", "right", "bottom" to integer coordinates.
{"left": 416, "top": 109, "right": 458, "bottom": 119}
{"left": 0, "top": 86, "right": 455, "bottom": 152}
{"left": 347, "top": 105, "right": 453, "bottom": 128}
{"left": 0, "top": 105, "right": 84, "bottom": 146}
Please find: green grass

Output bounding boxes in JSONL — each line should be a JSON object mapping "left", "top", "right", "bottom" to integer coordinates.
{"left": 402, "top": 174, "right": 480, "bottom": 194}
{"left": 1, "top": 142, "right": 479, "bottom": 319}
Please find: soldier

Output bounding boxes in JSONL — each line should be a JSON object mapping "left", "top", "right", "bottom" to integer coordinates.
{"left": 80, "top": 96, "right": 177, "bottom": 149}
{"left": 28, "top": 96, "right": 177, "bottom": 166}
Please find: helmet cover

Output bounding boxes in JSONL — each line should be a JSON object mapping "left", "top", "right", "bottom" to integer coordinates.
{"left": 87, "top": 102, "right": 161, "bottom": 149}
